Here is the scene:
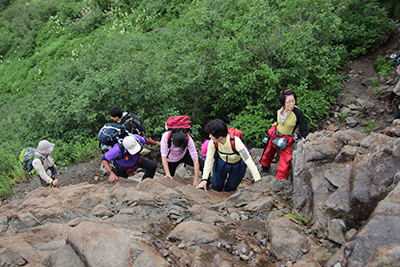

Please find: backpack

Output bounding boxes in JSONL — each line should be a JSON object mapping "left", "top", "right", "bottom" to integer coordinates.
{"left": 123, "top": 113, "right": 146, "bottom": 136}
{"left": 214, "top": 127, "right": 244, "bottom": 155}
{"left": 98, "top": 123, "right": 129, "bottom": 153}
{"left": 165, "top": 116, "right": 191, "bottom": 157}
{"left": 18, "top": 147, "right": 43, "bottom": 176}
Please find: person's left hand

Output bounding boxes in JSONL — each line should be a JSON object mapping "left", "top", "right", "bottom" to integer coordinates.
{"left": 164, "top": 174, "right": 173, "bottom": 180}
{"left": 196, "top": 181, "right": 208, "bottom": 192}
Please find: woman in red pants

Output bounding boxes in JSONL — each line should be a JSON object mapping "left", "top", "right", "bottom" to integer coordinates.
{"left": 260, "top": 89, "right": 308, "bottom": 180}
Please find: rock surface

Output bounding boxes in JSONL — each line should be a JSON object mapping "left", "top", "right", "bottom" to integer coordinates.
{"left": 2, "top": 126, "right": 400, "bottom": 266}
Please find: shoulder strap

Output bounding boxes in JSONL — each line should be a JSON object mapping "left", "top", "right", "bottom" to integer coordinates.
{"left": 32, "top": 154, "right": 44, "bottom": 163}
{"left": 167, "top": 130, "right": 173, "bottom": 148}
{"left": 213, "top": 134, "right": 239, "bottom": 157}
{"left": 229, "top": 132, "right": 238, "bottom": 154}
{"left": 116, "top": 141, "right": 126, "bottom": 160}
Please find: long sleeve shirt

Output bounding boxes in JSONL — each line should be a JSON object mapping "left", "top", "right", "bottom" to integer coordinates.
{"left": 160, "top": 131, "right": 198, "bottom": 162}
{"left": 104, "top": 134, "right": 146, "bottom": 168}
{"left": 272, "top": 105, "right": 308, "bottom": 139}
{"left": 202, "top": 135, "right": 261, "bottom": 182}
{"left": 32, "top": 153, "right": 55, "bottom": 184}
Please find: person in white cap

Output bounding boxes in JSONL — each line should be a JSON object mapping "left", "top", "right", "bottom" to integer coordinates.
{"left": 32, "top": 140, "right": 58, "bottom": 187}
{"left": 101, "top": 135, "right": 157, "bottom": 183}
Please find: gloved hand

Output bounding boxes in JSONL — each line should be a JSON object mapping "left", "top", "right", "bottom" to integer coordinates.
{"left": 261, "top": 133, "right": 270, "bottom": 147}
{"left": 267, "top": 125, "right": 276, "bottom": 139}
{"left": 293, "top": 131, "right": 302, "bottom": 142}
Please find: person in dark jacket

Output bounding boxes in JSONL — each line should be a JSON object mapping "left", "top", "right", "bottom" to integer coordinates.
{"left": 260, "top": 89, "right": 308, "bottom": 180}
{"left": 108, "top": 106, "right": 159, "bottom": 146}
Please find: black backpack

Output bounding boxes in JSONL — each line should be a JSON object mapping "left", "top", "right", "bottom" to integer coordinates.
{"left": 123, "top": 113, "right": 146, "bottom": 136}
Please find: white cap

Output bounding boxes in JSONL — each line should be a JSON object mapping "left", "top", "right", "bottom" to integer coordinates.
{"left": 123, "top": 136, "right": 141, "bottom": 155}
{"left": 36, "top": 140, "right": 55, "bottom": 155}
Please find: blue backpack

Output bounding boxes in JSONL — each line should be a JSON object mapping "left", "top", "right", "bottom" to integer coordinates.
{"left": 98, "top": 123, "right": 129, "bottom": 153}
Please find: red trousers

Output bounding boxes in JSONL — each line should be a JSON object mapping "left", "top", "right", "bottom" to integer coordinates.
{"left": 260, "top": 128, "right": 294, "bottom": 180}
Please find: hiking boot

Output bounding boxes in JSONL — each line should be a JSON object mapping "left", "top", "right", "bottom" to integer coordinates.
{"left": 260, "top": 166, "right": 270, "bottom": 172}
{"left": 386, "top": 103, "right": 393, "bottom": 114}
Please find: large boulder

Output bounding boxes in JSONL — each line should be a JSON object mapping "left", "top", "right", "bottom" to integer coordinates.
{"left": 327, "top": 181, "right": 400, "bottom": 266}
{"left": 292, "top": 130, "right": 400, "bottom": 237}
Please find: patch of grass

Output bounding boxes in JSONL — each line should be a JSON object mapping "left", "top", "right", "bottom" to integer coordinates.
{"left": 283, "top": 211, "right": 311, "bottom": 226}
{"left": 340, "top": 113, "right": 349, "bottom": 124}
{"left": 362, "top": 120, "right": 376, "bottom": 134}
{"left": 374, "top": 55, "right": 396, "bottom": 76}
{"left": 372, "top": 77, "right": 380, "bottom": 87}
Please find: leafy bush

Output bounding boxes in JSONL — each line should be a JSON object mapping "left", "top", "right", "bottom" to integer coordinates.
{"left": 53, "top": 137, "right": 100, "bottom": 165}
{"left": 340, "top": 113, "right": 349, "bottom": 124}
{"left": 335, "top": 0, "right": 395, "bottom": 59}
{"left": 374, "top": 55, "right": 396, "bottom": 76}
{"left": 372, "top": 77, "right": 380, "bottom": 87}
{"left": 362, "top": 120, "right": 376, "bottom": 133}
{"left": 0, "top": 0, "right": 396, "bottom": 196}
{"left": 229, "top": 104, "right": 273, "bottom": 147}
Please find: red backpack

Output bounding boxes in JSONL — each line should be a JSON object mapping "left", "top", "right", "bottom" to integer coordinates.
{"left": 166, "top": 116, "right": 191, "bottom": 154}
{"left": 214, "top": 127, "right": 244, "bottom": 155}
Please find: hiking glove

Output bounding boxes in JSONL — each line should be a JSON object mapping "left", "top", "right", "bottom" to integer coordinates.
{"left": 267, "top": 126, "right": 276, "bottom": 138}
{"left": 293, "top": 132, "right": 301, "bottom": 142}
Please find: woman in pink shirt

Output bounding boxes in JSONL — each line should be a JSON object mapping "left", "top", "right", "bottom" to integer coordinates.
{"left": 161, "top": 131, "right": 204, "bottom": 187}
{"left": 201, "top": 140, "right": 210, "bottom": 159}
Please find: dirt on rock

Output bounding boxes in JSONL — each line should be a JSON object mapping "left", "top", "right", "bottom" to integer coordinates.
{"left": 4, "top": 25, "right": 400, "bottom": 203}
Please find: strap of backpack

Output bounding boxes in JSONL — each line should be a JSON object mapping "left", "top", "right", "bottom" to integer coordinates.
{"left": 116, "top": 141, "right": 126, "bottom": 160}
{"left": 229, "top": 132, "right": 238, "bottom": 154}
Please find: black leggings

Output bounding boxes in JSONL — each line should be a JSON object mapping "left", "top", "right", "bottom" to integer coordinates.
{"left": 167, "top": 150, "right": 204, "bottom": 176}
{"left": 112, "top": 155, "right": 157, "bottom": 180}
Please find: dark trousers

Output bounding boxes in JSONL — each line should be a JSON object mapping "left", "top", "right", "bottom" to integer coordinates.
{"left": 167, "top": 150, "right": 205, "bottom": 176}
{"left": 112, "top": 156, "right": 157, "bottom": 180}
{"left": 212, "top": 156, "right": 247, "bottom": 192}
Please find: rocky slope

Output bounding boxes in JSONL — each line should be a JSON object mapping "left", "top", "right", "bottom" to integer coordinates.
{"left": 1, "top": 22, "right": 400, "bottom": 267}
{"left": 1, "top": 124, "right": 400, "bottom": 267}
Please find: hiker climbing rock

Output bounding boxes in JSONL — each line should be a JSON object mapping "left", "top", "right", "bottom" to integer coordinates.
{"left": 19, "top": 140, "right": 58, "bottom": 188}
{"left": 161, "top": 116, "right": 204, "bottom": 187}
{"left": 102, "top": 135, "right": 157, "bottom": 183}
{"left": 196, "top": 119, "right": 261, "bottom": 192}
{"left": 260, "top": 89, "right": 308, "bottom": 180}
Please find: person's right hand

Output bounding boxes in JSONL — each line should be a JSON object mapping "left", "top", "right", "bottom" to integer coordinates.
{"left": 268, "top": 125, "right": 276, "bottom": 138}
{"left": 196, "top": 181, "right": 208, "bottom": 192}
{"left": 109, "top": 172, "right": 118, "bottom": 183}
{"left": 164, "top": 174, "right": 173, "bottom": 180}
{"left": 52, "top": 179, "right": 58, "bottom": 187}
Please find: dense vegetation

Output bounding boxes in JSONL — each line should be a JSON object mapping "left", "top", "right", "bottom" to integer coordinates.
{"left": 0, "top": 0, "right": 396, "bottom": 196}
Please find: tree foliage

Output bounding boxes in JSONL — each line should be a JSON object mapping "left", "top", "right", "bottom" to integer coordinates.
{"left": 0, "top": 0, "right": 395, "bottom": 196}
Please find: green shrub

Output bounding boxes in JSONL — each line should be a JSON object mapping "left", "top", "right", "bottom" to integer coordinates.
{"left": 374, "top": 55, "right": 396, "bottom": 76}
{"left": 362, "top": 120, "right": 376, "bottom": 134}
{"left": 229, "top": 104, "right": 273, "bottom": 147}
{"left": 336, "top": 0, "right": 395, "bottom": 59}
{"left": 340, "top": 113, "right": 349, "bottom": 124}
{"left": 372, "top": 77, "right": 380, "bottom": 87}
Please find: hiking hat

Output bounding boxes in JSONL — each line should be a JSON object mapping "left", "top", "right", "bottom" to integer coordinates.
{"left": 123, "top": 136, "right": 141, "bottom": 155}
{"left": 36, "top": 140, "right": 55, "bottom": 155}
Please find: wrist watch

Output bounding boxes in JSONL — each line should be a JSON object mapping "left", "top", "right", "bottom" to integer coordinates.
{"left": 107, "top": 170, "right": 112, "bottom": 175}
